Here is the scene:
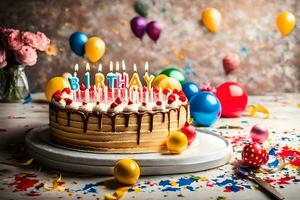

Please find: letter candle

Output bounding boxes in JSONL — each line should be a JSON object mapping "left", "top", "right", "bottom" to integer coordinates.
{"left": 85, "top": 63, "right": 90, "bottom": 102}
{"left": 143, "top": 62, "right": 154, "bottom": 90}
{"left": 121, "top": 60, "right": 129, "bottom": 88}
{"left": 68, "top": 64, "right": 79, "bottom": 102}
{"left": 95, "top": 64, "right": 104, "bottom": 102}
{"left": 106, "top": 61, "right": 118, "bottom": 101}
{"left": 129, "top": 64, "right": 142, "bottom": 88}
{"left": 115, "top": 62, "right": 121, "bottom": 98}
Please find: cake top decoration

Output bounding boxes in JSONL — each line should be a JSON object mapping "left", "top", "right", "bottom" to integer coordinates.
{"left": 51, "top": 61, "right": 187, "bottom": 113}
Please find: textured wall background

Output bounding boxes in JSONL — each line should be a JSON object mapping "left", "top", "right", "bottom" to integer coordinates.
{"left": 0, "top": 0, "right": 299, "bottom": 94}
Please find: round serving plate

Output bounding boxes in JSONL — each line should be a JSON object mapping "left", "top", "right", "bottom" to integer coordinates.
{"left": 25, "top": 126, "right": 232, "bottom": 175}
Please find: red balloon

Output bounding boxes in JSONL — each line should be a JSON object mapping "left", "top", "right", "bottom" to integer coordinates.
{"left": 216, "top": 82, "right": 248, "bottom": 118}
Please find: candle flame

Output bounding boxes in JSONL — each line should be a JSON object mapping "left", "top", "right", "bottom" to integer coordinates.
{"left": 145, "top": 61, "right": 149, "bottom": 72}
{"left": 122, "top": 60, "right": 126, "bottom": 71}
{"left": 75, "top": 64, "right": 78, "bottom": 72}
{"left": 109, "top": 61, "right": 113, "bottom": 72}
{"left": 98, "top": 64, "right": 102, "bottom": 72}
{"left": 133, "top": 64, "right": 137, "bottom": 72}
{"left": 116, "top": 61, "right": 120, "bottom": 72}
{"left": 86, "top": 63, "right": 90, "bottom": 71}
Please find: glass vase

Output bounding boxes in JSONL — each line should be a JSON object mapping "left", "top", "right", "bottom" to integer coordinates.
{"left": 0, "top": 65, "right": 29, "bottom": 102}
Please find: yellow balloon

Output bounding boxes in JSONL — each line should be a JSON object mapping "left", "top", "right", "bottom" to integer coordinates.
{"left": 85, "top": 36, "right": 106, "bottom": 62}
{"left": 152, "top": 74, "right": 168, "bottom": 87}
{"left": 201, "top": 8, "right": 221, "bottom": 33}
{"left": 276, "top": 11, "right": 296, "bottom": 36}
{"left": 44, "top": 77, "right": 69, "bottom": 102}
{"left": 157, "top": 77, "right": 182, "bottom": 91}
{"left": 166, "top": 131, "right": 188, "bottom": 154}
{"left": 114, "top": 159, "right": 140, "bottom": 185}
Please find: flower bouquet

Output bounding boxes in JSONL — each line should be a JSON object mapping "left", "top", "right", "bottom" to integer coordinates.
{"left": 0, "top": 28, "right": 50, "bottom": 102}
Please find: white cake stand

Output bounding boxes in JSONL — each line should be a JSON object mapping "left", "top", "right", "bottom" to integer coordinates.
{"left": 25, "top": 126, "right": 232, "bottom": 175}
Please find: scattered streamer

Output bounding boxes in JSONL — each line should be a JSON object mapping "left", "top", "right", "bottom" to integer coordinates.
{"left": 247, "top": 104, "right": 270, "bottom": 118}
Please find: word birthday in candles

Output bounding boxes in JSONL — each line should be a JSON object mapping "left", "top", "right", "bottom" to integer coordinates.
{"left": 68, "top": 61, "right": 155, "bottom": 103}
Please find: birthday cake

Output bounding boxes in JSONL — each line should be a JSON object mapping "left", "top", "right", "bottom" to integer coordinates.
{"left": 49, "top": 61, "right": 189, "bottom": 153}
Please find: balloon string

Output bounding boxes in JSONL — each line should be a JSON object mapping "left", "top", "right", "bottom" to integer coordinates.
{"left": 247, "top": 104, "right": 270, "bottom": 119}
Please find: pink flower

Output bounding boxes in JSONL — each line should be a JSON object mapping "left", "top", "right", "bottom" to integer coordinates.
{"left": 0, "top": 47, "right": 7, "bottom": 68}
{"left": 23, "top": 31, "right": 50, "bottom": 51}
{"left": 1, "top": 28, "right": 23, "bottom": 50}
{"left": 15, "top": 45, "right": 37, "bottom": 66}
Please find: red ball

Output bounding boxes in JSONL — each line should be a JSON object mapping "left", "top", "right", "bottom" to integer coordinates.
{"left": 180, "top": 122, "right": 197, "bottom": 145}
{"left": 216, "top": 82, "right": 248, "bottom": 118}
{"left": 241, "top": 142, "right": 269, "bottom": 167}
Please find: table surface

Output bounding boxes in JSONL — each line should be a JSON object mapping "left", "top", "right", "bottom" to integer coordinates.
{"left": 0, "top": 93, "right": 299, "bottom": 200}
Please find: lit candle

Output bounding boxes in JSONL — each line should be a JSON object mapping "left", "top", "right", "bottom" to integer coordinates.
{"left": 117, "top": 60, "right": 128, "bottom": 88}
{"left": 95, "top": 64, "right": 105, "bottom": 88}
{"left": 85, "top": 63, "right": 90, "bottom": 102}
{"left": 104, "top": 85, "right": 108, "bottom": 104}
{"left": 129, "top": 87, "right": 132, "bottom": 101}
{"left": 98, "top": 86, "right": 102, "bottom": 102}
{"left": 125, "top": 88, "right": 128, "bottom": 102}
{"left": 150, "top": 87, "right": 154, "bottom": 102}
{"left": 143, "top": 61, "right": 155, "bottom": 90}
{"left": 139, "top": 87, "right": 143, "bottom": 103}
{"left": 145, "top": 88, "right": 149, "bottom": 104}
{"left": 106, "top": 61, "right": 117, "bottom": 89}
{"left": 129, "top": 64, "right": 142, "bottom": 88}
{"left": 85, "top": 63, "right": 90, "bottom": 89}
{"left": 68, "top": 64, "right": 79, "bottom": 101}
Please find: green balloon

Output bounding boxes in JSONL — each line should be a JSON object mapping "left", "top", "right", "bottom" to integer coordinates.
{"left": 160, "top": 67, "right": 186, "bottom": 84}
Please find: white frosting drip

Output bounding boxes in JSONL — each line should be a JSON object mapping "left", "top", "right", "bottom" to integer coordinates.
{"left": 138, "top": 102, "right": 155, "bottom": 112}
{"left": 92, "top": 103, "right": 109, "bottom": 112}
{"left": 152, "top": 102, "right": 166, "bottom": 111}
{"left": 138, "top": 105, "right": 147, "bottom": 112}
{"left": 124, "top": 104, "right": 139, "bottom": 112}
{"left": 107, "top": 104, "right": 124, "bottom": 113}
{"left": 66, "top": 102, "right": 80, "bottom": 110}
{"left": 78, "top": 103, "right": 93, "bottom": 112}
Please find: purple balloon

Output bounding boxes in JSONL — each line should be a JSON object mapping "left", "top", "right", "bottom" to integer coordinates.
{"left": 130, "top": 16, "right": 147, "bottom": 39}
{"left": 146, "top": 21, "right": 161, "bottom": 42}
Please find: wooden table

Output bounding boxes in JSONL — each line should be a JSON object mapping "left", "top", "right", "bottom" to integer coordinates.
{"left": 0, "top": 93, "right": 299, "bottom": 200}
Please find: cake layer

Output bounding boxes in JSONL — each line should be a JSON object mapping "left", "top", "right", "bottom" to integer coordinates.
{"left": 49, "top": 104, "right": 189, "bottom": 153}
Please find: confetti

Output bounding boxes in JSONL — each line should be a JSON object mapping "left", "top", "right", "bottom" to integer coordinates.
{"left": 247, "top": 104, "right": 270, "bottom": 118}
{"left": 0, "top": 158, "right": 33, "bottom": 167}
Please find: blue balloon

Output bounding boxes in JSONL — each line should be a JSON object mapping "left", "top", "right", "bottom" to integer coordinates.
{"left": 182, "top": 82, "right": 200, "bottom": 100}
{"left": 189, "top": 92, "right": 221, "bottom": 127}
{"left": 69, "top": 32, "right": 88, "bottom": 56}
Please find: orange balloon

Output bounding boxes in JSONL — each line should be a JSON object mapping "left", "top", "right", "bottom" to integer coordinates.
{"left": 85, "top": 36, "right": 106, "bottom": 62}
{"left": 202, "top": 8, "right": 222, "bottom": 33}
{"left": 276, "top": 12, "right": 296, "bottom": 36}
